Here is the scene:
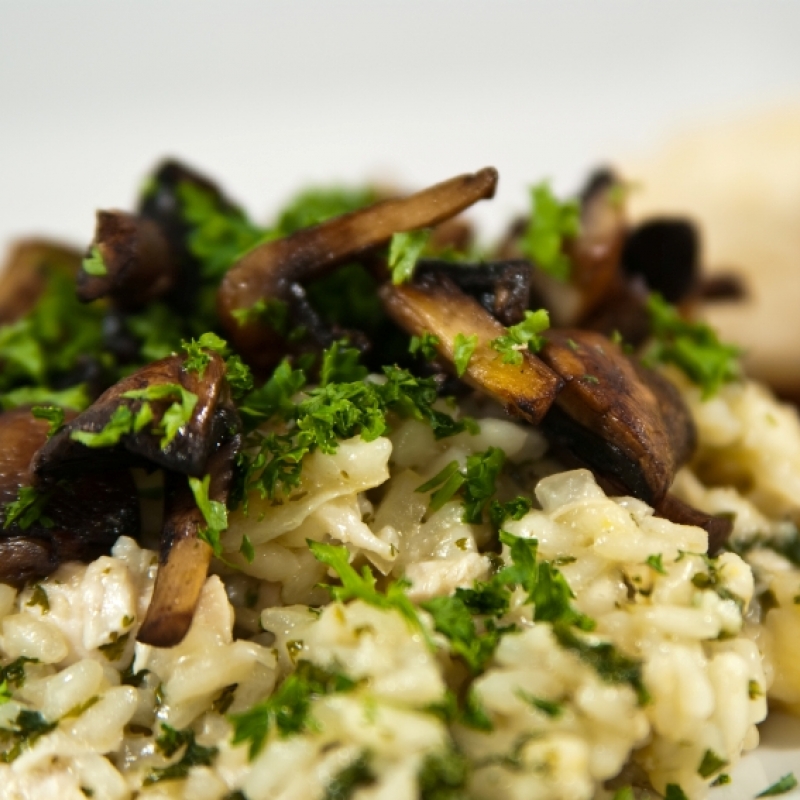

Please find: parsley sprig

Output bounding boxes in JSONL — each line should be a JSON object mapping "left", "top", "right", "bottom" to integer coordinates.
{"left": 644, "top": 293, "right": 740, "bottom": 398}
{"left": 490, "top": 309, "right": 550, "bottom": 365}
{"left": 521, "top": 182, "right": 580, "bottom": 281}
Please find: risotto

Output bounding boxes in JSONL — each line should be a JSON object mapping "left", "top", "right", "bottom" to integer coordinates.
{"left": 0, "top": 162, "right": 797, "bottom": 800}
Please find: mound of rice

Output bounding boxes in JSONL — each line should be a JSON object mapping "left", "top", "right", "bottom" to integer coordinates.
{"left": 2, "top": 370, "right": 800, "bottom": 799}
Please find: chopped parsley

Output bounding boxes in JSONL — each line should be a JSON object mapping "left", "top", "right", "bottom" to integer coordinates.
{"left": 309, "top": 541, "right": 424, "bottom": 640}
{"left": 2, "top": 486, "right": 52, "bottom": 530}
{"left": 0, "top": 658, "right": 36, "bottom": 689}
{"left": 144, "top": 723, "right": 218, "bottom": 785}
{"left": 182, "top": 332, "right": 254, "bottom": 399}
{"left": 81, "top": 245, "right": 108, "bottom": 276}
{"left": 0, "top": 384, "right": 89, "bottom": 413}
{"left": 231, "top": 297, "right": 289, "bottom": 331}
{"left": 612, "top": 788, "right": 635, "bottom": 800}
{"left": 31, "top": 405, "right": 65, "bottom": 437}
{"left": 697, "top": 748, "right": 728, "bottom": 778}
{"left": 757, "top": 774, "right": 798, "bottom": 797}
{"left": 26, "top": 584, "right": 49, "bottom": 613}
{"left": 238, "top": 364, "right": 469, "bottom": 502}
{"left": 521, "top": 182, "right": 580, "bottom": 281}
{"left": 553, "top": 623, "right": 649, "bottom": 705}
{"left": 416, "top": 447, "right": 506, "bottom": 524}
{"left": 275, "top": 185, "right": 377, "bottom": 235}
{"left": 645, "top": 553, "right": 667, "bottom": 575}
{"left": 388, "top": 229, "right": 431, "bottom": 285}
{"left": 176, "top": 180, "right": 266, "bottom": 282}
{"left": 516, "top": 689, "right": 563, "bottom": 718}
{"left": 417, "top": 749, "right": 470, "bottom": 800}
{"left": 409, "top": 332, "right": 441, "bottom": 362}
{"left": 229, "top": 660, "right": 359, "bottom": 759}
{"left": 644, "top": 293, "right": 740, "bottom": 398}
{"left": 665, "top": 785, "right": 690, "bottom": 800}
{"left": 188, "top": 475, "right": 228, "bottom": 558}
{"left": 452, "top": 333, "right": 478, "bottom": 377}
{"left": 70, "top": 405, "right": 135, "bottom": 448}
{"left": 488, "top": 496, "right": 532, "bottom": 529}
{"left": 0, "top": 709, "right": 57, "bottom": 761}
{"left": 0, "top": 680, "right": 9, "bottom": 706}
{"left": 319, "top": 340, "right": 368, "bottom": 387}
{"left": 323, "top": 752, "right": 375, "bottom": 800}
{"left": 490, "top": 309, "right": 550, "bottom": 365}
{"left": 420, "top": 594, "right": 502, "bottom": 673}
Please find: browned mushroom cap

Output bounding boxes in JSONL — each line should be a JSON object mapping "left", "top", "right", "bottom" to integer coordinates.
{"left": 0, "top": 408, "right": 139, "bottom": 586}
{"left": 137, "top": 431, "right": 239, "bottom": 647}
{"left": 380, "top": 274, "right": 563, "bottom": 425}
{"left": 0, "top": 239, "right": 82, "bottom": 324}
{"left": 76, "top": 211, "right": 180, "bottom": 308}
{"left": 218, "top": 167, "right": 499, "bottom": 372}
{"left": 416, "top": 259, "right": 533, "bottom": 327}
{"left": 34, "top": 353, "right": 232, "bottom": 478}
{"left": 537, "top": 329, "right": 680, "bottom": 505}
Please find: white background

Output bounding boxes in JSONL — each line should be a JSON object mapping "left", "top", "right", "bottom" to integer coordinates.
{"left": 2, "top": 2, "right": 800, "bottom": 796}
{"left": 1, "top": 0, "right": 800, "bottom": 251}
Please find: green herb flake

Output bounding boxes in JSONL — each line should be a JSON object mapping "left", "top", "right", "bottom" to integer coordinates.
{"left": 521, "top": 182, "right": 580, "bottom": 281}
{"left": 488, "top": 497, "right": 532, "bottom": 529}
{"left": 461, "top": 689, "right": 493, "bottom": 732}
{"left": 749, "top": 679, "right": 763, "bottom": 699}
{"left": 188, "top": 475, "right": 228, "bottom": 558}
{"left": 81, "top": 245, "right": 108, "bottom": 277}
{"left": 240, "top": 535, "right": 255, "bottom": 564}
{"left": 229, "top": 660, "right": 359, "bottom": 759}
{"left": 417, "top": 749, "right": 469, "bottom": 799}
{"left": 388, "top": 229, "right": 431, "bottom": 285}
{"left": 98, "top": 632, "right": 130, "bottom": 662}
{"left": 26, "top": 584, "right": 49, "bottom": 613}
{"left": 757, "top": 773, "right": 798, "bottom": 797}
{"left": 516, "top": 689, "right": 563, "bottom": 718}
{"left": 275, "top": 186, "right": 377, "bottom": 235}
{"left": 665, "top": 784, "right": 690, "bottom": 800}
{"left": 309, "top": 541, "right": 425, "bottom": 640}
{"left": 712, "top": 774, "right": 731, "bottom": 787}
{"left": 462, "top": 447, "right": 505, "bottom": 524}
{"left": 409, "top": 332, "right": 441, "bottom": 362}
{"left": 182, "top": 332, "right": 228, "bottom": 375}
{"left": 320, "top": 340, "right": 368, "bottom": 387}
{"left": 31, "top": 405, "right": 65, "bottom": 437}
{"left": 490, "top": 309, "right": 550, "bottom": 365}
{"left": 122, "top": 383, "right": 199, "bottom": 448}
{"left": 416, "top": 461, "right": 466, "bottom": 513}
{"left": 553, "top": 623, "right": 649, "bottom": 705}
{"left": 420, "top": 595, "right": 501, "bottom": 673}
{"left": 697, "top": 748, "right": 729, "bottom": 778}
{"left": 612, "top": 788, "right": 635, "bottom": 800}
{"left": 644, "top": 293, "right": 741, "bottom": 398}
{"left": 1, "top": 709, "right": 57, "bottom": 761}
{"left": 453, "top": 333, "right": 478, "bottom": 377}
{"left": 2, "top": 486, "right": 52, "bottom": 530}
{"left": 0, "top": 679, "right": 11, "bottom": 706}
{"left": 0, "top": 657, "right": 36, "bottom": 689}
{"left": 70, "top": 405, "right": 134, "bottom": 448}
{"left": 144, "top": 723, "right": 218, "bottom": 785}
{"left": 323, "top": 751, "right": 375, "bottom": 800}
{"left": 646, "top": 553, "right": 667, "bottom": 575}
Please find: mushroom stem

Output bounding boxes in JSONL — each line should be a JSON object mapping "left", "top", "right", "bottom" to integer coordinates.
{"left": 137, "top": 433, "right": 239, "bottom": 647}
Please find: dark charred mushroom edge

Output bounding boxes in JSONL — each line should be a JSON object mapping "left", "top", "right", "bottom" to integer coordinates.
{"left": 0, "top": 161, "right": 745, "bottom": 647}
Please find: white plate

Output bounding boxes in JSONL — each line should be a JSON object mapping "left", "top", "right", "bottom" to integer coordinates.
{"left": 719, "top": 713, "right": 800, "bottom": 799}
